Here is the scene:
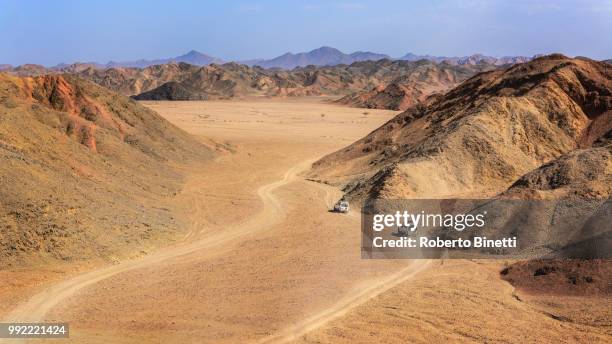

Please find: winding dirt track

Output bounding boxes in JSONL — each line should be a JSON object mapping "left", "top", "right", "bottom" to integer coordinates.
{"left": 5, "top": 160, "right": 312, "bottom": 324}
{"left": 3, "top": 100, "right": 433, "bottom": 343}
{"left": 5, "top": 158, "right": 429, "bottom": 343}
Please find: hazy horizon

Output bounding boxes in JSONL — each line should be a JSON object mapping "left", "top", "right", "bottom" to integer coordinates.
{"left": 2, "top": 0, "right": 611, "bottom": 66}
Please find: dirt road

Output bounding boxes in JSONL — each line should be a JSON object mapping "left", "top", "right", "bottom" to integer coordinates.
{"left": 4, "top": 160, "right": 312, "bottom": 324}
{"left": 5, "top": 155, "right": 428, "bottom": 342}
{"left": 3, "top": 99, "right": 419, "bottom": 343}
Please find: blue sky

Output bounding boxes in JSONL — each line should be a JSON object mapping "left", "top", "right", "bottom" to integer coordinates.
{"left": 1, "top": 0, "right": 611, "bottom": 66}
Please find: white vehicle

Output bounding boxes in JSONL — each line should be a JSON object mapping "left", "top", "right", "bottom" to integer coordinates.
{"left": 333, "top": 200, "right": 350, "bottom": 213}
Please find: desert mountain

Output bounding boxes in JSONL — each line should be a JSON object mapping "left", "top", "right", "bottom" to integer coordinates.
{"left": 434, "top": 136, "right": 611, "bottom": 259}
{"left": 105, "top": 50, "right": 225, "bottom": 68}
{"left": 132, "top": 62, "right": 272, "bottom": 100}
{"left": 2, "top": 46, "right": 388, "bottom": 73}
{"left": 336, "top": 61, "right": 496, "bottom": 110}
{"left": 0, "top": 58, "right": 504, "bottom": 104}
{"left": 494, "top": 136, "right": 611, "bottom": 286}
{"left": 400, "top": 52, "right": 534, "bottom": 66}
{"left": 503, "top": 135, "right": 611, "bottom": 200}
{"left": 131, "top": 59, "right": 499, "bottom": 101}
{"left": 74, "top": 62, "right": 201, "bottom": 96}
{"left": 3, "top": 48, "right": 539, "bottom": 73}
{"left": 2, "top": 50, "right": 224, "bottom": 73}
{"left": 0, "top": 73, "right": 212, "bottom": 267}
{"left": 7, "top": 64, "right": 49, "bottom": 76}
{"left": 241, "top": 46, "right": 389, "bottom": 69}
{"left": 51, "top": 62, "right": 106, "bottom": 73}
{"left": 309, "top": 54, "right": 611, "bottom": 201}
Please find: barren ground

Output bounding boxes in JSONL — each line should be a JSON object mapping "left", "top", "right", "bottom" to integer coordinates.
{"left": 1, "top": 98, "right": 609, "bottom": 343}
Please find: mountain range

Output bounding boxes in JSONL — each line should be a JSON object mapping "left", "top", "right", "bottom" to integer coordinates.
{"left": 123, "top": 59, "right": 494, "bottom": 101}
{"left": 3, "top": 46, "right": 552, "bottom": 71}
{"left": 49, "top": 50, "right": 225, "bottom": 70}
{"left": 105, "top": 50, "right": 225, "bottom": 68}
{"left": 0, "top": 57, "right": 501, "bottom": 105}
{"left": 400, "top": 52, "right": 534, "bottom": 65}
{"left": 241, "top": 46, "right": 390, "bottom": 69}
{"left": 309, "top": 54, "right": 611, "bottom": 201}
{"left": 335, "top": 60, "right": 495, "bottom": 110}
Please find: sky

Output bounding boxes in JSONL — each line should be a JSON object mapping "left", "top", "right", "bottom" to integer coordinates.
{"left": 1, "top": 0, "right": 611, "bottom": 66}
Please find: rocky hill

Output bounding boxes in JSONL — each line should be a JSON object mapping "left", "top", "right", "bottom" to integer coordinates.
{"left": 132, "top": 62, "right": 270, "bottom": 100}
{"left": 335, "top": 61, "right": 495, "bottom": 110}
{"left": 1, "top": 62, "right": 202, "bottom": 96}
{"left": 503, "top": 135, "right": 611, "bottom": 200}
{"left": 497, "top": 136, "right": 611, "bottom": 292}
{"left": 7, "top": 64, "right": 49, "bottom": 76}
{"left": 309, "top": 55, "right": 611, "bottom": 201}
{"left": 74, "top": 62, "right": 201, "bottom": 96}
{"left": 0, "top": 73, "right": 212, "bottom": 267}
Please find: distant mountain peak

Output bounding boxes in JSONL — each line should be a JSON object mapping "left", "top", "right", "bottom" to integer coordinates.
{"left": 243, "top": 46, "right": 390, "bottom": 69}
{"left": 311, "top": 46, "right": 342, "bottom": 53}
{"left": 100, "top": 50, "right": 224, "bottom": 69}
{"left": 180, "top": 50, "right": 210, "bottom": 58}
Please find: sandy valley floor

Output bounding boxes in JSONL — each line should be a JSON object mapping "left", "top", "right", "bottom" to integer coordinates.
{"left": 1, "top": 98, "right": 609, "bottom": 343}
